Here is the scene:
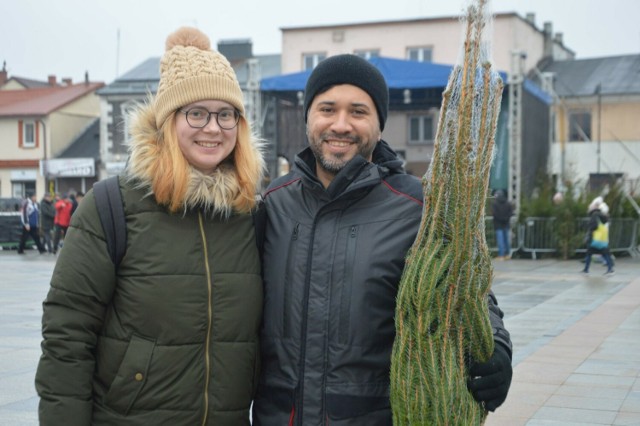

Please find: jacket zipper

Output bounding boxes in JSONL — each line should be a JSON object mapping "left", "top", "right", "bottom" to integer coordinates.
{"left": 283, "top": 223, "right": 300, "bottom": 337}
{"left": 321, "top": 224, "right": 357, "bottom": 422}
{"left": 198, "top": 212, "right": 213, "bottom": 426}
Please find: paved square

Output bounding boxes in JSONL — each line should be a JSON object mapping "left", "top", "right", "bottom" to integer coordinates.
{"left": 0, "top": 251, "right": 638, "bottom": 425}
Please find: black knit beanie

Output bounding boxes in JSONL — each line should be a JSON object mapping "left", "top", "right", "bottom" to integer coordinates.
{"left": 303, "top": 54, "right": 389, "bottom": 130}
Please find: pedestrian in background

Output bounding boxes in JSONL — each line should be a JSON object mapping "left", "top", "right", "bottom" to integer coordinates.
{"left": 39, "top": 192, "right": 56, "bottom": 253}
{"left": 69, "top": 191, "right": 79, "bottom": 215}
{"left": 17, "top": 192, "right": 46, "bottom": 254}
{"left": 582, "top": 197, "right": 614, "bottom": 275}
{"left": 598, "top": 202, "right": 615, "bottom": 267}
{"left": 75, "top": 191, "right": 84, "bottom": 207}
{"left": 52, "top": 193, "right": 72, "bottom": 254}
{"left": 35, "top": 26, "right": 265, "bottom": 425}
{"left": 492, "top": 189, "right": 514, "bottom": 260}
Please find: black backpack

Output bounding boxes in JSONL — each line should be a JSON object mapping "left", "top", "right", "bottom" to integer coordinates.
{"left": 93, "top": 176, "right": 127, "bottom": 269}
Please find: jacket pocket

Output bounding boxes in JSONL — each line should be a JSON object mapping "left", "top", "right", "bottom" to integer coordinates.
{"left": 325, "top": 393, "right": 391, "bottom": 422}
{"left": 103, "top": 334, "right": 156, "bottom": 415}
{"left": 339, "top": 225, "right": 358, "bottom": 344}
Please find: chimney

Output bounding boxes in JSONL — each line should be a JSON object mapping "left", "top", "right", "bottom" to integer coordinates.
{"left": 0, "top": 61, "right": 7, "bottom": 86}
{"left": 48, "top": 75, "right": 57, "bottom": 86}
{"left": 525, "top": 13, "right": 535, "bottom": 26}
{"left": 554, "top": 32, "right": 563, "bottom": 44}
{"left": 62, "top": 78, "right": 72, "bottom": 86}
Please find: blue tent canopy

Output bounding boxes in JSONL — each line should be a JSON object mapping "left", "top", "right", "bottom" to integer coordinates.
{"left": 260, "top": 56, "right": 512, "bottom": 92}
{"left": 260, "top": 56, "right": 549, "bottom": 104}
{"left": 260, "top": 57, "right": 457, "bottom": 91}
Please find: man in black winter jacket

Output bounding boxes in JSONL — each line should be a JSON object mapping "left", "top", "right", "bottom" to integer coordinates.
{"left": 253, "top": 54, "right": 513, "bottom": 425}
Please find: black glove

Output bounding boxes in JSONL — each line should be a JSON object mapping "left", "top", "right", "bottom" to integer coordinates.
{"left": 467, "top": 343, "right": 512, "bottom": 412}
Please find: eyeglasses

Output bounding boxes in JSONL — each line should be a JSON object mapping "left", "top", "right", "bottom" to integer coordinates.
{"left": 179, "top": 107, "right": 240, "bottom": 130}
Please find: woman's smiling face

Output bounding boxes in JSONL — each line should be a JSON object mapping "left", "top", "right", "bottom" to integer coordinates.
{"left": 175, "top": 99, "right": 238, "bottom": 175}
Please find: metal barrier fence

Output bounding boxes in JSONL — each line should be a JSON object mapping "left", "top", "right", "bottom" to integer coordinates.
{"left": 519, "top": 217, "right": 558, "bottom": 259}
{"left": 485, "top": 217, "right": 639, "bottom": 259}
{"left": 0, "top": 213, "right": 29, "bottom": 250}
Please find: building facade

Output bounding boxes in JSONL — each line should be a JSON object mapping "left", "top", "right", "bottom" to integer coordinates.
{"left": 541, "top": 54, "right": 640, "bottom": 193}
{"left": 0, "top": 65, "right": 104, "bottom": 198}
{"left": 269, "top": 12, "right": 565, "bottom": 180}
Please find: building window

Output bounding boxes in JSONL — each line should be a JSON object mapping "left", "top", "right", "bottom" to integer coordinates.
{"left": 23, "top": 121, "right": 36, "bottom": 148}
{"left": 407, "top": 47, "right": 433, "bottom": 62}
{"left": 354, "top": 49, "right": 379, "bottom": 60}
{"left": 303, "top": 53, "right": 327, "bottom": 70}
{"left": 12, "top": 181, "right": 35, "bottom": 199}
{"left": 408, "top": 114, "right": 435, "bottom": 144}
{"left": 568, "top": 110, "right": 591, "bottom": 141}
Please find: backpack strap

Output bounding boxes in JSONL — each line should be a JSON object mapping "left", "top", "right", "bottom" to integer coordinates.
{"left": 93, "top": 176, "right": 127, "bottom": 269}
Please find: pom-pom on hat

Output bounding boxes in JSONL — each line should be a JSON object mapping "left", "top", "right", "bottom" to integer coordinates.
{"left": 154, "top": 27, "right": 244, "bottom": 128}
{"left": 303, "top": 54, "right": 389, "bottom": 131}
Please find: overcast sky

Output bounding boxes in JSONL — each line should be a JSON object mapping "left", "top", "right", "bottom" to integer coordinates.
{"left": 3, "top": 0, "right": 639, "bottom": 85}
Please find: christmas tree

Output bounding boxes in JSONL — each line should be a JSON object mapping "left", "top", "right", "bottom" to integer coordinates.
{"left": 391, "top": 0, "right": 503, "bottom": 424}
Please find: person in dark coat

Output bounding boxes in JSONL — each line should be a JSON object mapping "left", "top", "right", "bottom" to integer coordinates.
{"left": 18, "top": 192, "right": 46, "bottom": 254}
{"left": 491, "top": 189, "right": 514, "bottom": 260}
{"left": 39, "top": 192, "right": 56, "bottom": 253}
{"left": 252, "top": 54, "right": 513, "bottom": 425}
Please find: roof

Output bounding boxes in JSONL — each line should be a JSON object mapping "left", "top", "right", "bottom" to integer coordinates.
{"left": 261, "top": 56, "right": 506, "bottom": 91}
{"left": 4, "top": 76, "right": 53, "bottom": 89}
{"left": 0, "top": 82, "right": 105, "bottom": 117}
{"left": 98, "top": 54, "right": 282, "bottom": 96}
{"left": 96, "top": 57, "right": 160, "bottom": 96}
{"left": 57, "top": 118, "right": 100, "bottom": 160}
{"left": 542, "top": 54, "right": 640, "bottom": 97}
{"left": 261, "top": 57, "right": 457, "bottom": 91}
{"left": 261, "top": 56, "right": 551, "bottom": 105}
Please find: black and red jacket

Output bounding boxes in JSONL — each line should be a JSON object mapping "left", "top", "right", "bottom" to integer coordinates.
{"left": 253, "top": 141, "right": 511, "bottom": 426}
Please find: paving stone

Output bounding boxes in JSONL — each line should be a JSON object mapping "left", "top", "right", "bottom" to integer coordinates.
{"left": 2, "top": 248, "right": 640, "bottom": 425}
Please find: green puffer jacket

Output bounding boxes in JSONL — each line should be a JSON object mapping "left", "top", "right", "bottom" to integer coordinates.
{"left": 35, "top": 178, "right": 263, "bottom": 425}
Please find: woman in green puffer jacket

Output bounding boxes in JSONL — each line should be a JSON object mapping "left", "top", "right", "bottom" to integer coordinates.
{"left": 35, "top": 27, "right": 265, "bottom": 426}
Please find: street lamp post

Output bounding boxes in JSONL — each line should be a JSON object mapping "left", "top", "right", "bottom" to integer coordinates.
{"left": 596, "top": 83, "right": 602, "bottom": 174}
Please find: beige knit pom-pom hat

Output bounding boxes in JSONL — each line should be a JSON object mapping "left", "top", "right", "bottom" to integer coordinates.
{"left": 154, "top": 27, "right": 244, "bottom": 128}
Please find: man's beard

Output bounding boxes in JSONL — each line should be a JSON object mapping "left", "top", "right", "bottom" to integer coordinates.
{"left": 308, "top": 132, "right": 376, "bottom": 176}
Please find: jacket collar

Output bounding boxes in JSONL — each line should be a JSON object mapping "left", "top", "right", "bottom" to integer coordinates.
{"left": 293, "top": 140, "right": 406, "bottom": 200}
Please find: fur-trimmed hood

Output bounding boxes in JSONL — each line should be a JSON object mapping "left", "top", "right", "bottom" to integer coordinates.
{"left": 125, "top": 102, "right": 264, "bottom": 217}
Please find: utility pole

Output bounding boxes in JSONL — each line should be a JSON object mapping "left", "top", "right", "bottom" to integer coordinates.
{"left": 596, "top": 83, "right": 602, "bottom": 174}
{"left": 508, "top": 50, "right": 525, "bottom": 216}
{"left": 116, "top": 28, "right": 121, "bottom": 79}
{"left": 246, "top": 58, "right": 262, "bottom": 136}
